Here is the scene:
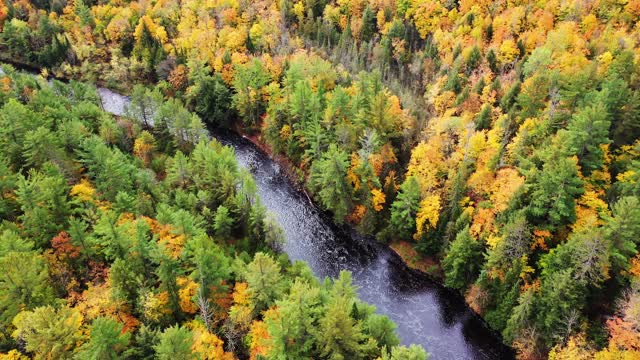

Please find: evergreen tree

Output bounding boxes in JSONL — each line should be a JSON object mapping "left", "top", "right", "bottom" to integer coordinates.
{"left": 308, "top": 144, "right": 353, "bottom": 223}
{"left": 361, "top": 7, "right": 376, "bottom": 42}
{"left": 442, "top": 226, "right": 483, "bottom": 290}
{"left": 264, "top": 280, "right": 322, "bottom": 358}
{"left": 243, "top": 252, "right": 285, "bottom": 312}
{"left": 192, "top": 73, "right": 232, "bottom": 127}
{"left": 380, "top": 345, "right": 428, "bottom": 360}
{"left": 389, "top": 176, "right": 421, "bottom": 240}
{"left": 526, "top": 156, "right": 584, "bottom": 228}
{"left": 154, "top": 325, "right": 194, "bottom": 360}
{"left": 606, "top": 196, "right": 640, "bottom": 273}
{"left": 562, "top": 99, "right": 611, "bottom": 174}
{"left": 213, "top": 205, "right": 234, "bottom": 239}
{"left": 0, "top": 252, "right": 56, "bottom": 327}
{"left": 232, "top": 60, "right": 271, "bottom": 128}
{"left": 76, "top": 317, "right": 131, "bottom": 360}
{"left": 316, "top": 296, "right": 375, "bottom": 360}
{"left": 126, "top": 85, "right": 163, "bottom": 128}
{"left": 535, "top": 270, "right": 585, "bottom": 346}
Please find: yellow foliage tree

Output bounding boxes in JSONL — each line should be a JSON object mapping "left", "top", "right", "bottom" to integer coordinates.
{"left": 248, "top": 320, "right": 271, "bottom": 360}
{"left": 371, "top": 188, "right": 386, "bottom": 212}
{"left": 498, "top": 39, "right": 519, "bottom": 65}
{"left": 177, "top": 277, "right": 199, "bottom": 314}
{"left": 414, "top": 194, "right": 440, "bottom": 239}
{"left": 191, "top": 321, "right": 234, "bottom": 360}
{"left": 489, "top": 168, "right": 524, "bottom": 213}
{"left": 70, "top": 178, "right": 96, "bottom": 202}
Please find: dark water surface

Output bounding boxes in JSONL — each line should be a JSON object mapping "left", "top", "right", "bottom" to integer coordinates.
{"left": 0, "top": 63, "right": 513, "bottom": 359}
{"left": 212, "top": 131, "right": 514, "bottom": 360}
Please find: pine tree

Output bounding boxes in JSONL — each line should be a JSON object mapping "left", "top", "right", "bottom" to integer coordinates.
{"left": 213, "top": 206, "right": 234, "bottom": 239}
{"left": 192, "top": 73, "right": 232, "bottom": 127}
{"left": 308, "top": 144, "right": 353, "bottom": 223}
{"left": 76, "top": 317, "right": 130, "bottom": 360}
{"left": 380, "top": 345, "right": 428, "bottom": 360}
{"left": 154, "top": 325, "right": 194, "bottom": 360}
{"left": 563, "top": 99, "right": 611, "bottom": 174}
{"left": 526, "top": 156, "right": 584, "bottom": 228}
{"left": 389, "top": 176, "right": 421, "bottom": 240}
{"left": 606, "top": 197, "right": 640, "bottom": 273}
{"left": 243, "top": 252, "right": 285, "bottom": 312}
{"left": 442, "top": 226, "right": 483, "bottom": 290}
{"left": 316, "top": 296, "right": 375, "bottom": 360}
{"left": 232, "top": 59, "right": 271, "bottom": 128}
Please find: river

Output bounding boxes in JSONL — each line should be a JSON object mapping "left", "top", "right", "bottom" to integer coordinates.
{"left": 0, "top": 65, "right": 513, "bottom": 359}
{"left": 212, "top": 131, "right": 514, "bottom": 360}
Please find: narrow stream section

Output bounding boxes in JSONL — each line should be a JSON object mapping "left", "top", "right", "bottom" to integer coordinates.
{"left": 212, "top": 130, "right": 514, "bottom": 360}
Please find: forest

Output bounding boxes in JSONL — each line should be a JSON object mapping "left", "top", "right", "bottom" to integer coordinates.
{"left": 0, "top": 66, "right": 428, "bottom": 359}
{"left": 1, "top": 0, "right": 640, "bottom": 358}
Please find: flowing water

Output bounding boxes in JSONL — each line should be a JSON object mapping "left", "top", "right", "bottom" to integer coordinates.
{"left": 0, "top": 64, "right": 514, "bottom": 359}
{"left": 211, "top": 131, "right": 514, "bottom": 360}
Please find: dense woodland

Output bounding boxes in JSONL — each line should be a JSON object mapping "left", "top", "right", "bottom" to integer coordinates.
{"left": 1, "top": 0, "right": 640, "bottom": 358}
{"left": 0, "top": 67, "right": 429, "bottom": 359}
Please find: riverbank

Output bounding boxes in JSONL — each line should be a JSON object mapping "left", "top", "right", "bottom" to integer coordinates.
{"left": 233, "top": 126, "right": 447, "bottom": 278}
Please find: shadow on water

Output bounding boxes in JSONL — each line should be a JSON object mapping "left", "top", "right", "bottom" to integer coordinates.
{"left": 211, "top": 129, "right": 515, "bottom": 360}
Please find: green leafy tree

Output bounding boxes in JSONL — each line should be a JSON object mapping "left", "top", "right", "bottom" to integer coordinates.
{"left": 264, "top": 280, "right": 322, "bottom": 358}
{"left": 166, "top": 151, "right": 192, "bottom": 188}
{"left": 79, "top": 138, "right": 137, "bottom": 201}
{"left": 76, "top": 317, "right": 131, "bottom": 360}
{"left": 192, "top": 73, "right": 232, "bottom": 126}
{"left": 466, "top": 46, "right": 482, "bottom": 75}
{"left": 535, "top": 270, "right": 585, "bottom": 346}
{"left": 526, "top": 156, "right": 584, "bottom": 228}
{"left": 232, "top": 59, "right": 271, "bottom": 127}
{"left": 316, "top": 296, "right": 376, "bottom": 360}
{"left": 154, "top": 325, "right": 194, "bottom": 360}
{"left": 110, "top": 258, "right": 142, "bottom": 306}
{"left": 23, "top": 127, "right": 65, "bottom": 169}
{"left": 0, "top": 19, "right": 31, "bottom": 59}
{"left": 12, "top": 306, "right": 84, "bottom": 359}
{"left": 562, "top": 100, "right": 611, "bottom": 174}
{"left": 126, "top": 85, "right": 164, "bottom": 128}
{"left": 93, "top": 210, "right": 131, "bottom": 260}
{"left": 442, "top": 226, "right": 483, "bottom": 290}
{"left": 606, "top": 196, "right": 640, "bottom": 273}
{"left": 389, "top": 176, "right": 421, "bottom": 240}
{"left": 540, "top": 227, "right": 610, "bottom": 286}
{"left": 503, "top": 288, "right": 536, "bottom": 343}
{"left": 361, "top": 6, "right": 376, "bottom": 42}
{"left": 474, "top": 104, "right": 491, "bottom": 131}
{"left": 184, "top": 234, "right": 231, "bottom": 300}
{"left": 308, "top": 144, "right": 353, "bottom": 223}
{"left": 0, "top": 156, "right": 18, "bottom": 220}
{"left": 364, "top": 314, "right": 400, "bottom": 350}
{"left": 380, "top": 344, "right": 428, "bottom": 360}
{"left": 156, "top": 255, "right": 184, "bottom": 321}
{"left": 0, "top": 252, "right": 56, "bottom": 328}
{"left": 0, "top": 229, "right": 33, "bottom": 256}
{"left": 243, "top": 252, "right": 285, "bottom": 312}
{"left": 213, "top": 206, "right": 234, "bottom": 239}
{"left": 15, "top": 170, "right": 71, "bottom": 247}
{"left": 123, "top": 325, "right": 159, "bottom": 360}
